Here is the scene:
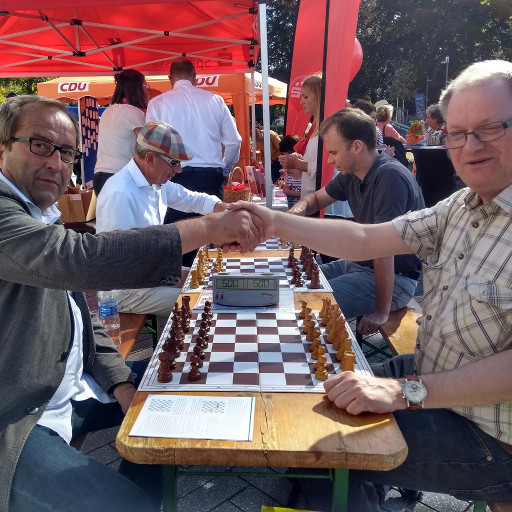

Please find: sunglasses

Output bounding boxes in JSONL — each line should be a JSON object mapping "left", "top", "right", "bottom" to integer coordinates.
{"left": 158, "top": 154, "right": 181, "bottom": 167}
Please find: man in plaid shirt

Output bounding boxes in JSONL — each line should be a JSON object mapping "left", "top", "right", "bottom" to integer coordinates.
{"left": 239, "top": 59, "right": 512, "bottom": 510}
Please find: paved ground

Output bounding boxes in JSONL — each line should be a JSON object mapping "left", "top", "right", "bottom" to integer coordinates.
{"left": 83, "top": 285, "right": 487, "bottom": 512}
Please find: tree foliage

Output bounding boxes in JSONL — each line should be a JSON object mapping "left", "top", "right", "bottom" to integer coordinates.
{"left": 257, "top": 0, "right": 298, "bottom": 83}
{"left": 0, "top": 77, "right": 52, "bottom": 103}
{"left": 348, "top": 0, "right": 512, "bottom": 109}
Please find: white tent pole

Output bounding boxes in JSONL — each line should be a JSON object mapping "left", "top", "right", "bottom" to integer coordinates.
{"left": 251, "top": 69, "right": 256, "bottom": 162}
{"left": 258, "top": 0, "right": 272, "bottom": 209}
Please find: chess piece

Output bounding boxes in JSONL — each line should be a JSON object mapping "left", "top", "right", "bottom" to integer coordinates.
{"left": 157, "top": 351, "right": 173, "bottom": 383}
{"left": 319, "top": 297, "right": 330, "bottom": 318}
{"left": 181, "top": 308, "right": 190, "bottom": 333}
{"left": 321, "top": 304, "right": 331, "bottom": 326}
{"left": 181, "top": 295, "right": 191, "bottom": 316}
{"left": 309, "top": 267, "right": 321, "bottom": 289}
{"left": 310, "top": 336, "right": 321, "bottom": 353}
{"left": 312, "top": 343, "right": 326, "bottom": 361}
{"left": 294, "top": 270, "right": 303, "bottom": 287}
{"left": 193, "top": 344, "right": 205, "bottom": 361}
{"left": 337, "top": 337, "right": 352, "bottom": 362}
{"left": 341, "top": 351, "right": 356, "bottom": 372}
{"left": 189, "top": 269, "right": 199, "bottom": 288}
{"left": 306, "top": 324, "right": 318, "bottom": 342}
{"left": 303, "top": 319, "right": 315, "bottom": 336}
{"left": 188, "top": 354, "right": 202, "bottom": 381}
{"left": 315, "top": 354, "right": 328, "bottom": 381}
{"left": 298, "top": 300, "right": 308, "bottom": 319}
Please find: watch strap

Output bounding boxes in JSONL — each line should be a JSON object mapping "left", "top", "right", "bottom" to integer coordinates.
{"left": 404, "top": 375, "right": 423, "bottom": 411}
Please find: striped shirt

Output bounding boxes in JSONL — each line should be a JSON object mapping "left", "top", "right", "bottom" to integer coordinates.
{"left": 393, "top": 185, "right": 512, "bottom": 443}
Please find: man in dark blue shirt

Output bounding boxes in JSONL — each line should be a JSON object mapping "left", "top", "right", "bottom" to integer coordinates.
{"left": 290, "top": 108, "right": 424, "bottom": 335}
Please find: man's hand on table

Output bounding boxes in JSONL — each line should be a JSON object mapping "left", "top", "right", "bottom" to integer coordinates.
{"left": 324, "top": 372, "right": 405, "bottom": 415}
{"left": 113, "top": 382, "right": 137, "bottom": 415}
{"left": 357, "top": 311, "right": 389, "bottom": 335}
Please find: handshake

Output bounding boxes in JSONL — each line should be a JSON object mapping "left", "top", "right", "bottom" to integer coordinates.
{"left": 198, "top": 201, "right": 278, "bottom": 254}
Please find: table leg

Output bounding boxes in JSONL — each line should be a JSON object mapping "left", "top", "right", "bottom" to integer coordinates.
{"left": 162, "top": 465, "right": 178, "bottom": 512}
{"left": 332, "top": 468, "right": 349, "bottom": 512}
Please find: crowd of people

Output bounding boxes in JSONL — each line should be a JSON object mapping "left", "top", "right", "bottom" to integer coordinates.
{"left": 1, "top": 57, "right": 512, "bottom": 511}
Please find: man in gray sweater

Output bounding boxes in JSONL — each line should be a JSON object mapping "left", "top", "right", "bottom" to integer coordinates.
{"left": 0, "top": 95, "right": 263, "bottom": 512}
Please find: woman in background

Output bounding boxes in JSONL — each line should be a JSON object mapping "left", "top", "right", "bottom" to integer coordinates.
{"left": 376, "top": 103, "right": 406, "bottom": 143}
{"left": 421, "top": 103, "right": 446, "bottom": 146}
{"left": 278, "top": 73, "right": 322, "bottom": 197}
{"left": 93, "top": 69, "right": 148, "bottom": 195}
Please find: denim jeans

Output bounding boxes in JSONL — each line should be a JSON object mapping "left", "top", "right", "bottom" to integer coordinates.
{"left": 319, "top": 260, "right": 417, "bottom": 319}
{"left": 348, "top": 355, "right": 512, "bottom": 510}
{"left": 9, "top": 362, "right": 162, "bottom": 512}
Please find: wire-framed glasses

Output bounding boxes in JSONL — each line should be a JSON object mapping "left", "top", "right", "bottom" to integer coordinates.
{"left": 441, "top": 119, "right": 512, "bottom": 149}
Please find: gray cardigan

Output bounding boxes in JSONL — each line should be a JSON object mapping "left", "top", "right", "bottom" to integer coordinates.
{"left": 0, "top": 182, "right": 182, "bottom": 509}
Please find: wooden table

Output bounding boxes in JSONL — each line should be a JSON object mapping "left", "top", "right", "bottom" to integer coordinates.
{"left": 116, "top": 249, "right": 408, "bottom": 511}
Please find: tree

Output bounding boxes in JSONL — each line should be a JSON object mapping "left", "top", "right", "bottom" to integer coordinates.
{"left": 0, "top": 77, "right": 52, "bottom": 103}
{"left": 257, "top": 0, "right": 298, "bottom": 83}
{"left": 348, "top": 0, "right": 512, "bottom": 110}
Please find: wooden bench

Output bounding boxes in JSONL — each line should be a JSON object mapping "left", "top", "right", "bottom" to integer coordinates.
{"left": 378, "top": 298, "right": 422, "bottom": 356}
{"left": 119, "top": 312, "right": 159, "bottom": 359}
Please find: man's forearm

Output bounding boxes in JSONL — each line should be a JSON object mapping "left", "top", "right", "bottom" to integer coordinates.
{"left": 421, "top": 348, "right": 512, "bottom": 409}
{"left": 288, "top": 192, "right": 319, "bottom": 216}
{"left": 175, "top": 215, "right": 212, "bottom": 254}
{"left": 373, "top": 256, "right": 395, "bottom": 315}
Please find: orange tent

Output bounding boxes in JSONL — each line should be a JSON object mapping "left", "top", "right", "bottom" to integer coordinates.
{"left": 37, "top": 72, "right": 287, "bottom": 163}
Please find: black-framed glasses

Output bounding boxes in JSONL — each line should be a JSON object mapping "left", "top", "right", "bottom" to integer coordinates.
{"left": 9, "top": 137, "right": 82, "bottom": 164}
{"left": 158, "top": 154, "right": 181, "bottom": 167}
{"left": 441, "top": 119, "right": 512, "bottom": 149}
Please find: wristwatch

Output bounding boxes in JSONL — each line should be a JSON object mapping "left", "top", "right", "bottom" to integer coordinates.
{"left": 402, "top": 375, "right": 427, "bottom": 411}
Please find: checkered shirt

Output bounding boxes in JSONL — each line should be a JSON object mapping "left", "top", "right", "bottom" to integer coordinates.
{"left": 393, "top": 185, "right": 512, "bottom": 444}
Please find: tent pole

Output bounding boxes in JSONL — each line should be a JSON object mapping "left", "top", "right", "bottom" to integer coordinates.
{"left": 251, "top": 69, "right": 257, "bottom": 163}
{"left": 258, "top": 0, "right": 272, "bottom": 209}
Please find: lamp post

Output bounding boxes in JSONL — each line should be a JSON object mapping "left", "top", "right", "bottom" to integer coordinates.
{"left": 426, "top": 74, "right": 431, "bottom": 108}
{"left": 441, "top": 56, "right": 450, "bottom": 86}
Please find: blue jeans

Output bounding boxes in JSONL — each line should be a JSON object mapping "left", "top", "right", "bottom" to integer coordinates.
{"left": 10, "top": 362, "right": 162, "bottom": 512}
{"left": 319, "top": 260, "right": 417, "bottom": 319}
{"left": 348, "top": 355, "right": 512, "bottom": 510}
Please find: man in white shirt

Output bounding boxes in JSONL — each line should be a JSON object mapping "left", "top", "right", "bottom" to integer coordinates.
{"left": 97, "top": 120, "right": 227, "bottom": 316}
{"left": 146, "top": 57, "right": 242, "bottom": 265}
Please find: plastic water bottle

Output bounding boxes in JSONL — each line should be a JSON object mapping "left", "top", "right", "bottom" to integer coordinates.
{"left": 97, "top": 290, "right": 121, "bottom": 348}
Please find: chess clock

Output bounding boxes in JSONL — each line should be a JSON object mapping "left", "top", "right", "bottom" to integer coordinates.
{"left": 212, "top": 272, "right": 280, "bottom": 307}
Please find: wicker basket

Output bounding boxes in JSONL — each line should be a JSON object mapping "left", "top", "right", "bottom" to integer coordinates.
{"left": 223, "top": 166, "right": 253, "bottom": 203}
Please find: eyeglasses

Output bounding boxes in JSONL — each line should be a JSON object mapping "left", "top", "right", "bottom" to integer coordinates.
{"left": 157, "top": 154, "right": 181, "bottom": 167}
{"left": 441, "top": 119, "right": 512, "bottom": 149}
{"left": 9, "top": 137, "right": 82, "bottom": 164}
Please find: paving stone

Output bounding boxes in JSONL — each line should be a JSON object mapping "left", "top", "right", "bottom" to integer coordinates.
{"left": 80, "top": 426, "right": 119, "bottom": 453}
{"left": 240, "top": 475, "right": 293, "bottom": 504}
{"left": 209, "top": 502, "right": 245, "bottom": 512}
{"left": 178, "top": 474, "right": 217, "bottom": 499}
{"left": 415, "top": 492, "right": 484, "bottom": 512}
{"left": 85, "top": 444, "right": 121, "bottom": 465}
{"left": 178, "top": 476, "right": 249, "bottom": 512}
{"left": 230, "top": 485, "right": 286, "bottom": 512}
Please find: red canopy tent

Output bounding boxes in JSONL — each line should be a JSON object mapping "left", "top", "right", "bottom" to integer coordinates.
{"left": 0, "top": 0, "right": 271, "bottom": 177}
{"left": 0, "top": 1, "right": 260, "bottom": 77}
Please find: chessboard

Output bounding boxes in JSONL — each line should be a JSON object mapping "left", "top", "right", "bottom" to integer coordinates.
{"left": 139, "top": 303, "right": 372, "bottom": 394}
{"left": 243, "top": 237, "right": 299, "bottom": 252}
{"left": 183, "top": 248, "right": 332, "bottom": 293}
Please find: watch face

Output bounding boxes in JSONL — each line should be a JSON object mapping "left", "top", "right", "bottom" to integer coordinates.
{"left": 403, "top": 379, "right": 428, "bottom": 404}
